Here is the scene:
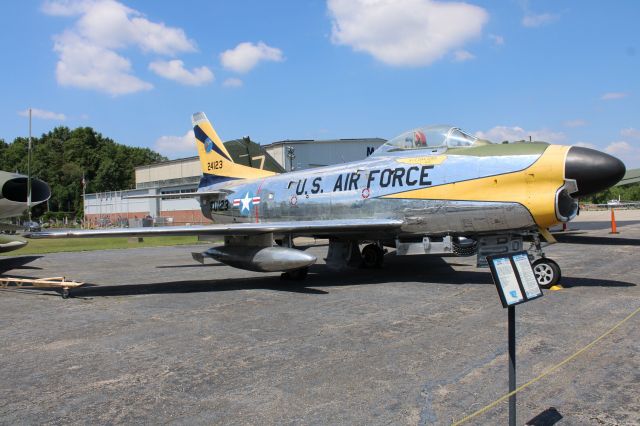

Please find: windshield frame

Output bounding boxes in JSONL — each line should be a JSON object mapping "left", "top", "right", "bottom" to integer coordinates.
{"left": 372, "top": 125, "right": 478, "bottom": 156}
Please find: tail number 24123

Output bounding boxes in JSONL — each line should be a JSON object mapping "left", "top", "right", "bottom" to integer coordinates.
{"left": 207, "top": 160, "right": 223, "bottom": 171}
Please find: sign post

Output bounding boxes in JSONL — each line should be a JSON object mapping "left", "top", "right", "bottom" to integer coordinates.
{"left": 508, "top": 305, "right": 515, "bottom": 426}
{"left": 487, "top": 251, "right": 543, "bottom": 426}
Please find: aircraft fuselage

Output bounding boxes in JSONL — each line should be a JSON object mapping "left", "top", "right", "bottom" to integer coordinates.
{"left": 199, "top": 142, "right": 572, "bottom": 237}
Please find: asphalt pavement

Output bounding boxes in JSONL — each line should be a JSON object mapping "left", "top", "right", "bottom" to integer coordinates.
{"left": 0, "top": 211, "right": 638, "bottom": 425}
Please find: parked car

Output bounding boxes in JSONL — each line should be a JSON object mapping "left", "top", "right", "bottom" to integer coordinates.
{"left": 23, "top": 221, "right": 41, "bottom": 232}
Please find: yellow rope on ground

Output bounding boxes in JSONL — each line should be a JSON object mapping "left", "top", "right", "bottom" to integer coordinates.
{"left": 451, "top": 305, "right": 640, "bottom": 426}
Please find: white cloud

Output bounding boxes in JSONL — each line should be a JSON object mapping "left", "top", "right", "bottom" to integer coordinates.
{"left": 222, "top": 77, "right": 243, "bottom": 88}
{"left": 601, "top": 92, "right": 629, "bottom": 100}
{"left": 563, "top": 119, "right": 587, "bottom": 128}
{"left": 44, "top": 0, "right": 196, "bottom": 54}
{"left": 42, "top": 0, "right": 90, "bottom": 16}
{"left": 522, "top": 13, "right": 558, "bottom": 28}
{"left": 488, "top": 34, "right": 504, "bottom": 46}
{"left": 44, "top": 0, "right": 199, "bottom": 95}
{"left": 453, "top": 49, "right": 475, "bottom": 62}
{"left": 605, "top": 141, "right": 633, "bottom": 155}
{"left": 149, "top": 60, "right": 213, "bottom": 86}
{"left": 621, "top": 128, "right": 640, "bottom": 139}
{"left": 574, "top": 141, "right": 596, "bottom": 149}
{"left": 475, "top": 126, "right": 566, "bottom": 143}
{"left": 18, "top": 108, "right": 66, "bottom": 120}
{"left": 54, "top": 32, "right": 153, "bottom": 95}
{"left": 328, "top": 0, "right": 488, "bottom": 67}
{"left": 220, "top": 42, "right": 283, "bottom": 73}
{"left": 154, "top": 130, "right": 195, "bottom": 158}
{"left": 604, "top": 141, "right": 640, "bottom": 168}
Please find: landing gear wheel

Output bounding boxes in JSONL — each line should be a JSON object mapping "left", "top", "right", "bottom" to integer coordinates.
{"left": 361, "top": 244, "right": 384, "bottom": 269}
{"left": 280, "top": 267, "right": 308, "bottom": 281}
{"left": 532, "top": 258, "right": 561, "bottom": 288}
{"left": 61, "top": 288, "right": 70, "bottom": 299}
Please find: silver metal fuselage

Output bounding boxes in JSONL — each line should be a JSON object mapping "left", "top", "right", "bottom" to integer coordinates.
{"left": 199, "top": 150, "right": 538, "bottom": 238}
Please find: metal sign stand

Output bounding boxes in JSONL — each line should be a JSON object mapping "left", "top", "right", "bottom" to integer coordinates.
{"left": 486, "top": 251, "right": 543, "bottom": 426}
{"left": 508, "top": 305, "right": 516, "bottom": 426}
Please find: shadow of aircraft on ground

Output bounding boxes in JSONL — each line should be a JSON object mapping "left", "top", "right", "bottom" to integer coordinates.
{"left": 47, "top": 255, "right": 635, "bottom": 298}
{"left": 0, "top": 255, "right": 42, "bottom": 273}
{"left": 554, "top": 234, "right": 640, "bottom": 246}
{"left": 551, "top": 220, "right": 640, "bottom": 232}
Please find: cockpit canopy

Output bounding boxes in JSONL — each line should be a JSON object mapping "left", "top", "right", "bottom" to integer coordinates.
{"left": 373, "top": 125, "right": 479, "bottom": 155}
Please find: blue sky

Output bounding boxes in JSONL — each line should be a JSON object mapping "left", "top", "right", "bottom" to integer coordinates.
{"left": 1, "top": 0, "right": 639, "bottom": 167}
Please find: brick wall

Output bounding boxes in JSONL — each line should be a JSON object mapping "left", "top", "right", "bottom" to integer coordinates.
{"left": 159, "top": 209, "right": 209, "bottom": 225}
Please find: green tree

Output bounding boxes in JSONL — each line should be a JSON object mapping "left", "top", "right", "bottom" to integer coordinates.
{"left": 1, "top": 126, "right": 166, "bottom": 218}
{"left": 583, "top": 183, "right": 640, "bottom": 203}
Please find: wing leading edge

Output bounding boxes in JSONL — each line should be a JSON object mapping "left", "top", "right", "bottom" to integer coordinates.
{"left": 25, "top": 219, "right": 403, "bottom": 239}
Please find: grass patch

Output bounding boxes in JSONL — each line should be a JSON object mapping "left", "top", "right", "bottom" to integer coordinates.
{"left": 1, "top": 235, "right": 205, "bottom": 255}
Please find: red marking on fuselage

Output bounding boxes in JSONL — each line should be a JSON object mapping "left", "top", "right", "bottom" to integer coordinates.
{"left": 255, "top": 180, "right": 265, "bottom": 223}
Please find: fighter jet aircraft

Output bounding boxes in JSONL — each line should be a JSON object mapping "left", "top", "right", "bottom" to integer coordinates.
{"left": 0, "top": 170, "right": 51, "bottom": 253}
{"left": 28, "top": 113, "right": 626, "bottom": 287}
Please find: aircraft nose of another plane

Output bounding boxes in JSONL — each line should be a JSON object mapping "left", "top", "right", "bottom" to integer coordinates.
{"left": 564, "top": 146, "right": 626, "bottom": 197}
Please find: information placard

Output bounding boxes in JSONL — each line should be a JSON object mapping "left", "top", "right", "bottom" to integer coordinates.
{"left": 513, "top": 253, "right": 543, "bottom": 300}
{"left": 487, "top": 251, "right": 543, "bottom": 308}
{"left": 493, "top": 257, "right": 524, "bottom": 306}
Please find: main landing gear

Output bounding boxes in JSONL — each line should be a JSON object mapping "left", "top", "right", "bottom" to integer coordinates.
{"left": 361, "top": 244, "right": 385, "bottom": 269}
{"left": 317, "top": 232, "right": 563, "bottom": 287}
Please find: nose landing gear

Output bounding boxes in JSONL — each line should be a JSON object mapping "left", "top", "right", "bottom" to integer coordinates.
{"left": 532, "top": 258, "right": 561, "bottom": 288}
{"left": 529, "top": 231, "right": 562, "bottom": 288}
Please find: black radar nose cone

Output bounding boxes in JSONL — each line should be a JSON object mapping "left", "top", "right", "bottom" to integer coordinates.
{"left": 565, "top": 146, "right": 626, "bottom": 197}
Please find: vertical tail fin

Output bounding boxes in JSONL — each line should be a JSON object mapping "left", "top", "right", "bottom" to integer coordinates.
{"left": 192, "top": 112, "right": 277, "bottom": 185}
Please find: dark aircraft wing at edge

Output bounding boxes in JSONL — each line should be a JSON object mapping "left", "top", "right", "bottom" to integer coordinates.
{"left": 25, "top": 218, "right": 403, "bottom": 239}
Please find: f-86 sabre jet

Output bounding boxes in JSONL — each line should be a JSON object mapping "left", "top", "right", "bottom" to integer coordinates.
{"left": 28, "top": 112, "right": 625, "bottom": 287}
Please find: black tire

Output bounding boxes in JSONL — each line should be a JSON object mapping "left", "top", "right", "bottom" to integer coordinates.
{"left": 361, "top": 244, "right": 384, "bottom": 269}
{"left": 280, "top": 267, "right": 308, "bottom": 281}
{"left": 532, "top": 258, "right": 561, "bottom": 288}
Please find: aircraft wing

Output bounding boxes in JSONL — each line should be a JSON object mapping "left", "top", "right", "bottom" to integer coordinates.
{"left": 25, "top": 218, "right": 403, "bottom": 239}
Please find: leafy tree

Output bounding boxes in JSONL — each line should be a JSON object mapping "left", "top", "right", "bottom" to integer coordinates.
{"left": 581, "top": 181, "right": 640, "bottom": 204}
{"left": 1, "top": 126, "right": 166, "bottom": 218}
